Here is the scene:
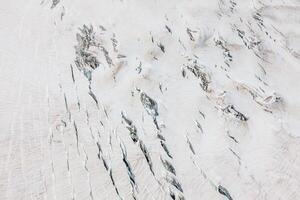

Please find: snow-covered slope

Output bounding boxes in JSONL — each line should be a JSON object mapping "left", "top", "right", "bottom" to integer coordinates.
{"left": 1, "top": 0, "right": 300, "bottom": 199}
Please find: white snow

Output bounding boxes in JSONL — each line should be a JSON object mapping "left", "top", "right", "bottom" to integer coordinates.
{"left": 1, "top": 0, "right": 300, "bottom": 199}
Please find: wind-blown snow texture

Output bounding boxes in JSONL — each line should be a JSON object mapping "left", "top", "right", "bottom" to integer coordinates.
{"left": 1, "top": 0, "right": 300, "bottom": 199}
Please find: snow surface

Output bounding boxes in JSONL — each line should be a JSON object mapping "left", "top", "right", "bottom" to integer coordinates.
{"left": 1, "top": 0, "right": 300, "bottom": 199}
